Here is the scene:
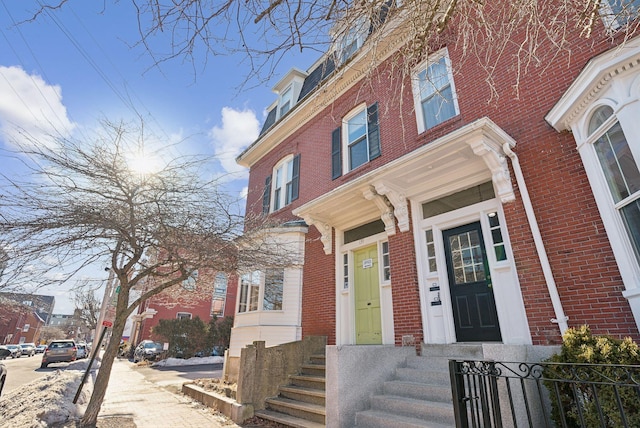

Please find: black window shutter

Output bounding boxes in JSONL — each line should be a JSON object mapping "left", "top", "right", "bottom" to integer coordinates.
{"left": 367, "top": 102, "right": 381, "bottom": 160}
{"left": 262, "top": 175, "right": 272, "bottom": 214}
{"left": 291, "top": 154, "right": 300, "bottom": 202}
{"left": 331, "top": 127, "right": 342, "bottom": 179}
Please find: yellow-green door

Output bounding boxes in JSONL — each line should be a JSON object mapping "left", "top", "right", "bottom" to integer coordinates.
{"left": 354, "top": 244, "right": 382, "bottom": 344}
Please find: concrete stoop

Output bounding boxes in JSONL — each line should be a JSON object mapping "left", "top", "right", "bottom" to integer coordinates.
{"left": 353, "top": 344, "right": 485, "bottom": 428}
{"left": 254, "top": 353, "right": 326, "bottom": 427}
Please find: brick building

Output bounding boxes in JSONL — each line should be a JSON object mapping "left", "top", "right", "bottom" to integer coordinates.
{"left": 228, "top": 2, "right": 640, "bottom": 424}
{"left": 132, "top": 270, "right": 237, "bottom": 345}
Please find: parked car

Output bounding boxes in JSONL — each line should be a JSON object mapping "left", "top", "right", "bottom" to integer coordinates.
{"left": 76, "top": 343, "right": 88, "bottom": 359}
{"left": 2, "top": 345, "right": 22, "bottom": 359}
{"left": 20, "top": 343, "right": 36, "bottom": 357}
{"left": 35, "top": 344, "right": 47, "bottom": 354}
{"left": 0, "top": 348, "right": 10, "bottom": 396}
{"left": 133, "top": 340, "right": 164, "bottom": 363}
{"left": 41, "top": 340, "right": 77, "bottom": 368}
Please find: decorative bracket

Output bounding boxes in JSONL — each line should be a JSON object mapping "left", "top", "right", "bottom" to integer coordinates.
{"left": 468, "top": 137, "right": 515, "bottom": 203}
{"left": 363, "top": 186, "right": 396, "bottom": 236}
{"left": 302, "top": 215, "right": 333, "bottom": 255}
{"left": 373, "top": 181, "right": 410, "bottom": 232}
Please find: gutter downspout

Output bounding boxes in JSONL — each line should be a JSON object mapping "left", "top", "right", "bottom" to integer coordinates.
{"left": 503, "top": 143, "right": 569, "bottom": 336}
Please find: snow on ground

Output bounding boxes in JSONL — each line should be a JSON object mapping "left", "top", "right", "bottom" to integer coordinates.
{"left": 152, "top": 355, "right": 224, "bottom": 367}
{"left": 0, "top": 355, "right": 221, "bottom": 426}
{"left": 0, "top": 359, "right": 94, "bottom": 427}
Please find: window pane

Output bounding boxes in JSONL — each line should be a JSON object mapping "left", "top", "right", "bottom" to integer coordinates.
{"left": 422, "top": 85, "right": 455, "bottom": 129}
{"left": 588, "top": 105, "right": 614, "bottom": 135}
{"left": 239, "top": 275, "right": 249, "bottom": 313}
{"left": 594, "top": 122, "right": 640, "bottom": 202}
{"left": 606, "top": 0, "right": 640, "bottom": 25}
{"left": 621, "top": 199, "right": 640, "bottom": 264}
{"left": 263, "top": 269, "right": 284, "bottom": 310}
{"left": 349, "top": 138, "right": 368, "bottom": 170}
{"left": 348, "top": 110, "right": 367, "bottom": 142}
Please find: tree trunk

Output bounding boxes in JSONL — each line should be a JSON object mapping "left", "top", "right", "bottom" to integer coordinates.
{"left": 80, "top": 287, "right": 131, "bottom": 427}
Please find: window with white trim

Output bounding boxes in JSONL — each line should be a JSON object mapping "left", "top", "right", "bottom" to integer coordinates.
{"left": 262, "top": 154, "right": 300, "bottom": 214}
{"left": 487, "top": 212, "right": 507, "bottom": 262}
{"left": 425, "top": 229, "right": 437, "bottom": 272}
{"left": 176, "top": 312, "right": 192, "bottom": 320}
{"left": 211, "top": 272, "right": 227, "bottom": 317}
{"left": 412, "top": 49, "right": 459, "bottom": 133}
{"left": 279, "top": 85, "right": 293, "bottom": 117}
{"left": 343, "top": 253, "right": 349, "bottom": 290}
{"left": 588, "top": 105, "right": 640, "bottom": 262}
{"left": 381, "top": 241, "right": 391, "bottom": 282}
{"left": 263, "top": 269, "right": 284, "bottom": 311}
{"left": 331, "top": 103, "right": 381, "bottom": 178}
{"left": 336, "top": 17, "right": 368, "bottom": 64}
{"left": 600, "top": 0, "right": 640, "bottom": 29}
{"left": 238, "top": 270, "right": 285, "bottom": 313}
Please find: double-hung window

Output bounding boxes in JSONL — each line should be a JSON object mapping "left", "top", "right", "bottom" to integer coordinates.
{"left": 412, "top": 49, "right": 459, "bottom": 133}
{"left": 279, "top": 86, "right": 293, "bottom": 117}
{"left": 589, "top": 105, "right": 640, "bottom": 263}
{"left": 238, "top": 269, "right": 284, "bottom": 313}
{"left": 332, "top": 103, "right": 381, "bottom": 179}
{"left": 211, "top": 272, "right": 227, "bottom": 317}
{"left": 262, "top": 154, "right": 300, "bottom": 214}
{"left": 337, "top": 17, "right": 368, "bottom": 64}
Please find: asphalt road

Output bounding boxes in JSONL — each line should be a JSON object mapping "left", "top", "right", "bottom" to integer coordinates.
{"left": 2, "top": 351, "right": 74, "bottom": 394}
{"left": 1, "top": 353, "right": 223, "bottom": 396}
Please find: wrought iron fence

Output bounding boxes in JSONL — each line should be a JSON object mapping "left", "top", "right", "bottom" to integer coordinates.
{"left": 449, "top": 360, "right": 640, "bottom": 428}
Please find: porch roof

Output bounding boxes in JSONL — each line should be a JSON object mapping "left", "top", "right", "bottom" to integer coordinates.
{"left": 293, "top": 117, "right": 516, "bottom": 254}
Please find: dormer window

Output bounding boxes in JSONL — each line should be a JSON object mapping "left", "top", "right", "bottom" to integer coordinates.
{"left": 336, "top": 17, "right": 368, "bottom": 64}
{"left": 600, "top": 0, "right": 640, "bottom": 29}
{"left": 272, "top": 68, "right": 308, "bottom": 121}
{"left": 279, "top": 86, "right": 293, "bottom": 117}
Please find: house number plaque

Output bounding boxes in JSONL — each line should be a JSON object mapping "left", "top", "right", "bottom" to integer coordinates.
{"left": 362, "top": 259, "right": 373, "bottom": 269}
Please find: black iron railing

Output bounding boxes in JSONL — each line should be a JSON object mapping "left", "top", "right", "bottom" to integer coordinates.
{"left": 449, "top": 360, "right": 640, "bottom": 428}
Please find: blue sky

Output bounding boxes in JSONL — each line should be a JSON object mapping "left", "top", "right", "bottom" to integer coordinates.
{"left": 0, "top": 1, "right": 320, "bottom": 313}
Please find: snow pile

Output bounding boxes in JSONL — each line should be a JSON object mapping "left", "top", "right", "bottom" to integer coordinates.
{"left": 151, "top": 355, "right": 224, "bottom": 367}
{"left": 0, "top": 360, "right": 95, "bottom": 427}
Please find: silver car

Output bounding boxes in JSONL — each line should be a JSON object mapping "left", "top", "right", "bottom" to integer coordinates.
{"left": 0, "top": 348, "right": 10, "bottom": 396}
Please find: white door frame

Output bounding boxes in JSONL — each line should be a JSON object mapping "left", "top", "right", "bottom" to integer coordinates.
{"left": 335, "top": 231, "right": 395, "bottom": 346}
{"left": 413, "top": 198, "right": 532, "bottom": 345}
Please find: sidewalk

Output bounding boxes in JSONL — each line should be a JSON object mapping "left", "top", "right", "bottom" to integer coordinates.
{"left": 98, "top": 357, "right": 241, "bottom": 428}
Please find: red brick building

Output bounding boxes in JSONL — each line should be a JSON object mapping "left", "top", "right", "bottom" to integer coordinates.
{"left": 132, "top": 270, "right": 237, "bottom": 345}
{"left": 229, "top": 2, "right": 640, "bottom": 423}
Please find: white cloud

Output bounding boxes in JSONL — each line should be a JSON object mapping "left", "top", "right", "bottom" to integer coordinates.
{"left": 208, "top": 107, "right": 259, "bottom": 180}
{"left": 0, "top": 66, "right": 76, "bottom": 149}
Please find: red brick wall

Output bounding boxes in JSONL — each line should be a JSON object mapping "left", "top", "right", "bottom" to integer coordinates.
{"left": 388, "top": 215, "right": 424, "bottom": 347}
{"left": 245, "top": 16, "right": 640, "bottom": 344}
{"left": 301, "top": 227, "right": 336, "bottom": 345}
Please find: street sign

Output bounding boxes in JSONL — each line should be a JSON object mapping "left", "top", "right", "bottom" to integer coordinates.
{"left": 102, "top": 320, "right": 113, "bottom": 328}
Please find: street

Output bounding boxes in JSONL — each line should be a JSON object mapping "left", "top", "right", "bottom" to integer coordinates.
{"left": 2, "top": 352, "right": 52, "bottom": 393}
{"left": 2, "top": 353, "right": 223, "bottom": 396}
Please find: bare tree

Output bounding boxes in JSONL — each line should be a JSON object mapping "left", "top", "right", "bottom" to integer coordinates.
{"left": 29, "top": 0, "right": 640, "bottom": 94}
{"left": 38, "top": 325, "right": 67, "bottom": 343}
{"left": 73, "top": 285, "right": 101, "bottom": 332}
{"left": 0, "top": 119, "right": 290, "bottom": 426}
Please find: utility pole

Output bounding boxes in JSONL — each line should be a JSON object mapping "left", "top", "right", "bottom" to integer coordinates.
{"left": 91, "top": 267, "right": 117, "bottom": 359}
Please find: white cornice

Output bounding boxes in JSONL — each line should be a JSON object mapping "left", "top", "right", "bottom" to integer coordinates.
{"left": 546, "top": 36, "right": 640, "bottom": 131}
